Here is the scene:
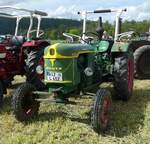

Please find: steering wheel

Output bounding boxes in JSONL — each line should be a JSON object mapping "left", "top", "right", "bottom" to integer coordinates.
{"left": 117, "top": 31, "right": 138, "bottom": 41}
{"left": 63, "top": 33, "right": 81, "bottom": 43}
{"left": 29, "top": 29, "right": 44, "bottom": 38}
{"left": 0, "top": 35, "right": 12, "bottom": 44}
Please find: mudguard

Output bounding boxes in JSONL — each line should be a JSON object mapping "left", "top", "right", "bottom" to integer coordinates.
{"left": 22, "top": 40, "right": 49, "bottom": 48}
{"left": 97, "top": 40, "right": 110, "bottom": 52}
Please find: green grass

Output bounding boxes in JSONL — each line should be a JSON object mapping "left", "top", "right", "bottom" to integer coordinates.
{"left": 0, "top": 77, "right": 150, "bottom": 144}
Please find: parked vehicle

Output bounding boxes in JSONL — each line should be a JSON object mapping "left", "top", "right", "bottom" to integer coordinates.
{"left": 0, "top": 6, "right": 50, "bottom": 105}
{"left": 12, "top": 8, "right": 134, "bottom": 133}
{"left": 116, "top": 21, "right": 150, "bottom": 79}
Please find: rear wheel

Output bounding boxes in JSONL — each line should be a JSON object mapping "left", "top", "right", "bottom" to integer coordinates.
{"left": 26, "top": 48, "right": 45, "bottom": 90}
{"left": 134, "top": 45, "right": 150, "bottom": 79}
{"left": 12, "top": 83, "right": 39, "bottom": 121}
{"left": 91, "top": 89, "right": 111, "bottom": 133}
{"left": 113, "top": 51, "right": 134, "bottom": 101}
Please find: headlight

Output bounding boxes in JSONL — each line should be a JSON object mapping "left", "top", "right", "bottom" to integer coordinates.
{"left": 36, "top": 65, "right": 43, "bottom": 74}
{"left": 84, "top": 67, "right": 93, "bottom": 76}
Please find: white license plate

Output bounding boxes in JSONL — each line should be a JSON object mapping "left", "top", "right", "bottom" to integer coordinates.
{"left": 47, "top": 71, "right": 62, "bottom": 81}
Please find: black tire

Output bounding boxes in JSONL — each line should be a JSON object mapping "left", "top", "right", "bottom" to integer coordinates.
{"left": 134, "top": 45, "right": 150, "bottom": 79}
{"left": 26, "top": 48, "right": 45, "bottom": 90}
{"left": 0, "top": 81, "right": 3, "bottom": 106}
{"left": 113, "top": 51, "right": 134, "bottom": 101}
{"left": 91, "top": 89, "right": 111, "bottom": 133}
{"left": 12, "top": 83, "right": 39, "bottom": 121}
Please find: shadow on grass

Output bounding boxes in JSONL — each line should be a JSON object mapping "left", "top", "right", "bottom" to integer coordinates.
{"left": 106, "top": 88, "right": 150, "bottom": 137}
{"left": 18, "top": 111, "right": 68, "bottom": 125}
{"left": 0, "top": 96, "right": 12, "bottom": 114}
{"left": 28, "top": 109, "right": 91, "bottom": 125}
{"left": 69, "top": 116, "right": 90, "bottom": 125}
{"left": 1, "top": 87, "right": 150, "bottom": 138}
{"left": 35, "top": 88, "right": 150, "bottom": 138}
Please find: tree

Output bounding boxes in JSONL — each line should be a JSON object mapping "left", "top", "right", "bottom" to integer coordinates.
{"left": 69, "top": 28, "right": 80, "bottom": 35}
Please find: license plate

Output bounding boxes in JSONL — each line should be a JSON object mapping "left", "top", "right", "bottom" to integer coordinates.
{"left": 47, "top": 71, "right": 62, "bottom": 81}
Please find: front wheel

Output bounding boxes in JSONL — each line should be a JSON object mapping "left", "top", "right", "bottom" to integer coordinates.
{"left": 12, "top": 83, "right": 39, "bottom": 121}
{"left": 91, "top": 89, "right": 111, "bottom": 133}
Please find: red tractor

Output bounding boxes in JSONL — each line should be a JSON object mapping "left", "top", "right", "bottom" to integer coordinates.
{"left": 0, "top": 6, "right": 50, "bottom": 105}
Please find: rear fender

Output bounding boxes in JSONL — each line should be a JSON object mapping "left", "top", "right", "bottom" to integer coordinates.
{"left": 22, "top": 40, "right": 50, "bottom": 49}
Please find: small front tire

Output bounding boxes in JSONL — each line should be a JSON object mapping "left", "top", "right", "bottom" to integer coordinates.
{"left": 12, "top": 83, "right": 39, "bottom": 121}
{"left": 91, "top": 89, "right": 111, "bottom": 133}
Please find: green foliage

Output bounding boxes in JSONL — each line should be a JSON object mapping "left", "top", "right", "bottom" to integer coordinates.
{"left": 122, "top": 20, "right": 150, "bottom": 33}
{"left": 103, "top": 21, "right": 114, "bottom": 36}
{"left": 46, "top": 29, "right": 58, "bottom": 40}
{"left": 0, "top": 16, "right": 150, "bottom": 40}
{"left": 69, "top": 28, "right": 80, "bottom": 35}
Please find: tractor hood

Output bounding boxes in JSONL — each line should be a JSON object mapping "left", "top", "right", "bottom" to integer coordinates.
{"left": 44, "top": 43, "right": 94, "bottom": 59}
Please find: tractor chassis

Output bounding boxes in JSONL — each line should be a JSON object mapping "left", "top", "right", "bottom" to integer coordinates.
{"left": 32, "top": 81, "right": 103, "bottom": 104}
{"left": 33, "top": 90, "right": 95, "bottom": 105}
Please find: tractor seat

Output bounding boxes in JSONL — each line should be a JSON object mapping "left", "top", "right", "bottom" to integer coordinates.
{"left": 11, "top": 36, "right": 26, "bottom": 47}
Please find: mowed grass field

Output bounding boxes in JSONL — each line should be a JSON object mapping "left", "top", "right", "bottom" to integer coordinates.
{"left": 0, "top": 76, "right": 150, "bottom": 144}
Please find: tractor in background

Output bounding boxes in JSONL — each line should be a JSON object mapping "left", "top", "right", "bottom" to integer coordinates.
{"left": 12, "top": 9, "right": 134, "bottom": 133}
{"left": 116, "top": 19, "right": 150, "bottom": 79}
{"left": 0, "top": 6, "right": 50, "bottom": 105}
{"left": 131, "top": 33, "right": 150, "bottom": 79}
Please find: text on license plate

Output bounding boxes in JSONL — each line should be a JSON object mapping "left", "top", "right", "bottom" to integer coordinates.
{"left": 47, "top": 71, "right": 62, "bottom": 81}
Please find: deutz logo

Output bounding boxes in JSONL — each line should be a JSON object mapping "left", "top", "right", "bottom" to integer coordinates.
{"left": 50, "top": 59, "right": 56, "bottom": 67}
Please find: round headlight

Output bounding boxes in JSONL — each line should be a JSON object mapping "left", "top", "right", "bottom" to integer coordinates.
{"left": 84, "top": 67, "right": 93, "bottom": 76}
{"left": 36, "top": 65, "right": 43, "bottom": 75}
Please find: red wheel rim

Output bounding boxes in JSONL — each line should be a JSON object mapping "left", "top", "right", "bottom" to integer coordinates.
{"left": 22, "top": 92, "right": 37, "bottom": 116}
{"left": 128, "top": 58, "right": 134, "bottom": 92}
{"left": 24, "top": 102, "right": 37, "bottom": 116}
{"left": 100, "top": 97, "right": 111, "bottom": 128}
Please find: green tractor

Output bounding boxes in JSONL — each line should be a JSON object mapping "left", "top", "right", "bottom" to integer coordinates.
{"left": 12, "top": 9, "right": 134, "bottom": 133}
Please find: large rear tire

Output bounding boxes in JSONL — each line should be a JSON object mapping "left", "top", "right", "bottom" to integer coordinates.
{"left": 26, "top": 49, "right": 45, "bottom": 90}
{"left": 113, "top": 51, "right": 134, "bottom": 101}
{"left": 134, "top": 45, "right": 150, "bottom": 79}
{"left": 91, "top": 89, "right": 111, "bottom": 133}
{"left": 12, "top": 83, "right": 39, "bottom": 121}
